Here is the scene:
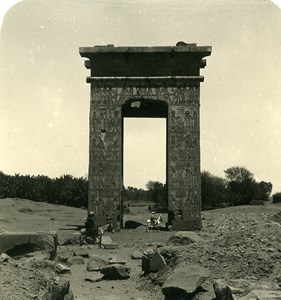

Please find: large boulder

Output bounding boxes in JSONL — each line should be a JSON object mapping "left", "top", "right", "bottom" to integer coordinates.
{"left": 167, "top": 231, "right": 203, "bottom": 246}
{"left": 0, "top": 231, "right": 57, "bottom": 259}
{"left": 100, "top": 263, "right": 131, "bottom": 280}
{"left": 162, "top": 264, "right": 210, "bottom": 298}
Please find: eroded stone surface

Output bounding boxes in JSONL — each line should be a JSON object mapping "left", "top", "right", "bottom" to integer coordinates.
{"left": 162, "top": 263, "right": 210, "bottom": 297}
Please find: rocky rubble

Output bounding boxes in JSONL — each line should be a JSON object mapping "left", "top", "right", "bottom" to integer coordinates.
{"left": 1, "top": 200, "right": 281, "bottom": 300}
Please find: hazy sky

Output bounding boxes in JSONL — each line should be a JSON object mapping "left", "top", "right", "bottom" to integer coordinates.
{"left": 0, "top": 0, "right": 281, "bottom": 192}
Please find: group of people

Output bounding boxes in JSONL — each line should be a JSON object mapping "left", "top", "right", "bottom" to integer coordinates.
{"left": 80, "top": 210, "right": 163, "bottom": 245}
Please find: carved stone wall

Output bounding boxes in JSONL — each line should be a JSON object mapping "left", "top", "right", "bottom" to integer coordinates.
{"left": 89, "top": 84, "right": 201, "bottom": 229}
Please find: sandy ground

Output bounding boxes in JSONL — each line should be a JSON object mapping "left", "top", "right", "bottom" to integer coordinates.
{"left": 0, "top": 198, "right": 281, "bottom": 300}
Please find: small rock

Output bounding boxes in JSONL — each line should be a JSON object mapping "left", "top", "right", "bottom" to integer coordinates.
{"left": 55, "top": 263, "right": 71, "bottom": 274}
{"left": 0, "top": 253, "right": 11, "bottom": 263}
{"left": 100, "top": 264, "right": 130, "bottom": 280}
{"left": 85, "top": 273, "right": 103, "bottom": 282}
{"left": 109, "top": 256, "right": 126, "bottom": 265}
{"left": 87, "top": 255, "right": 109, "bottom": 271}
{"left": 131, "top": 251, "right": 143, "bottom": 260}
{"left": 143, "top": 248, "right": 155, "bottom": 258}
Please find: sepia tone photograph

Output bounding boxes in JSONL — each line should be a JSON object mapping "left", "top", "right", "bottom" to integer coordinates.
{"left": 0, "top": 1, "right": 281, "bottom": 299}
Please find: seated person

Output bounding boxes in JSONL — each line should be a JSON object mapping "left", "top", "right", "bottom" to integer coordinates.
{"left": 85, "top": 211, "right": 98, "bottom": 237}
{"left": 150, "top": 211, "right": 157, "bottom": 226}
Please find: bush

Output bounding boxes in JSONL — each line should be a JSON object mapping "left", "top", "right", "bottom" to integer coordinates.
{"left": 273, "top": 193, "right": 281, "bottom": 203}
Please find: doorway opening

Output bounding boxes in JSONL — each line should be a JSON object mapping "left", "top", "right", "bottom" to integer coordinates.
{"left": 122, "top": 99, "right": 168, "bottom": 227}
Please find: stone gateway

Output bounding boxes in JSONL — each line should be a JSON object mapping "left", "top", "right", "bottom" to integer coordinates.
{"left": 79, "top": 42, "right": 211, "bottom": 230}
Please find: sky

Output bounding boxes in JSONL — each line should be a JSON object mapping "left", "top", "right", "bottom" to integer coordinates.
{"left": 0, "top": 0, "right": 281, "bottom": 192}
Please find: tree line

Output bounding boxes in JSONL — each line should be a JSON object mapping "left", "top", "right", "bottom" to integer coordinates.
{"left": 201, "top": 166, "right": 273, "bottom": 209}
{"left": 0, "top": 171, "right": 88, "bottom": 208}
{"left": 0, "top": 166, "right": 276, "bottom": 209}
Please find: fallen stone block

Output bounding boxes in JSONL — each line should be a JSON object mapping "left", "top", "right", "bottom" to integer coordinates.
{"left": 142, "top": 254, "right": 152, "bottom": 274}
{"left": 100, "top": 263, "right": 131, "bottom": 280}
{"left": 0, "top": 231, "right": 57, "bottom": 259}
{"left": 150, "top": 251, "right": 167, "bottom": 272}
{"left": 213, "top": 279, "right": 234, "bottom": 300}
{"left": 87, "top": 254, "right": 109, "bottom": 271}
{"left": 167, "top": 231, "right": 203, "bottom": 246}
{"left": 109, "top": 256, "right": 126, "bottom": 265}
{"left": 101, "top": 236, "right": 118, "bottom": 249}
{"left": 162, "top": 263, "right": 210, "bottom": 297}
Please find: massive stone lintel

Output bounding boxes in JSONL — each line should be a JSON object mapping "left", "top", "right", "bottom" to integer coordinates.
{"left": 79, "top": 43, "right": 211, "bottom": 230}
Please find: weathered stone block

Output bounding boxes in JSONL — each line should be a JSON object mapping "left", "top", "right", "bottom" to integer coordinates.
{"left": 162, "top": 264, "right": 210, "bottom": 297}
{"left": 100, "top": 263, "right": 130, "bottom": 280}
{"left": 0, "top": 231, "right": 57, "bottom": 258}
{"left": 150, "top": 251, "right": 167, "bottom": 272}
